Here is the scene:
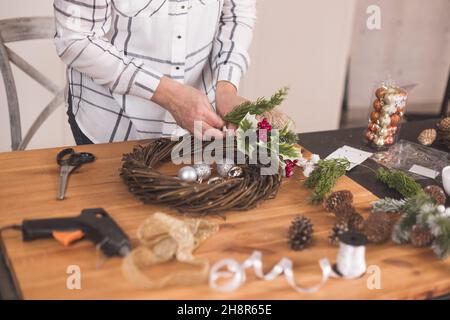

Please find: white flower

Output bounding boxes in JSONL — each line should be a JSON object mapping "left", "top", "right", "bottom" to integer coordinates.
{"left": 310, "top": 154, "right": 320, "bottom": 164}
{"left": 303, "top": 164, "right": 315, "bottom": 178}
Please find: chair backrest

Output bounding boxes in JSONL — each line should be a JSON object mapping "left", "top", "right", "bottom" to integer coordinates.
{"left": 0, "top": 17, "right": 65, "bottom": 151}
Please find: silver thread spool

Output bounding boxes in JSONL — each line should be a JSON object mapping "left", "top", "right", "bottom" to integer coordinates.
{"left": 335, "top": 231, "right": 368, "bottom": 279}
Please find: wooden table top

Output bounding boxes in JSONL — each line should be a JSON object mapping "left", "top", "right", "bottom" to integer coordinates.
{"left": 0, "top": 140, "right": 449, "bottom": 300}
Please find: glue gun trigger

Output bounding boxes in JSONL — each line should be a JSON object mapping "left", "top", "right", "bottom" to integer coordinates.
{"left": 52, "top": 230, "right": 85, "bottom": 247}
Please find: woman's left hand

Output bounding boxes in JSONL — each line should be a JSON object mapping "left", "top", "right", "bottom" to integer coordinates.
{"left": 215, "top": 81, "right": 247, "bottom": 130}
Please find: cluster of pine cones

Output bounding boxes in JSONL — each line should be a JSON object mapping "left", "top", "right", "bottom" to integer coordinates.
{"left": 323, "top": 190, "right": 365, "bottom": 245}
{"left": 288, "top": 185, "right": 443, "bottom": 250}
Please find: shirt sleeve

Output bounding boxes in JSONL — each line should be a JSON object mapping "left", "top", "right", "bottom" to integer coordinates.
{"left": 53, "top": 0, "right": 162, "bottom": 100}
{"left": 212, "top": 0, "right": 257, "bottom": 90}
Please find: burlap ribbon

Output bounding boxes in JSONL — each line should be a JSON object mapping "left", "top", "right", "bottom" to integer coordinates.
{"left": 122, "top": 212, "right": 218, "bottom": 289}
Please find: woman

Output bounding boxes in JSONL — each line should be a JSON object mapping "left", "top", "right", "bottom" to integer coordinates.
{"left": 53, "top": 0, "right": 256, "bottom": 144}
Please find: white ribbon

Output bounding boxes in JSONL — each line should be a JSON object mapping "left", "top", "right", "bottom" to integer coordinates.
{"left": 209, "top": 251, "right": 333, "bottom": 293}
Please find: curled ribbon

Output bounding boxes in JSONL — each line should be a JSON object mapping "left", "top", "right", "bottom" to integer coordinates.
{"left": 209, "top": 251, "right": 333, "bottom": 293}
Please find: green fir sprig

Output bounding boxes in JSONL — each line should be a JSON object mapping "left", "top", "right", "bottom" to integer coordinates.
{"left": 376, "top": 168, "right": 423, "bottom": 198}
{"left": 304, "top": 158, "right": 350, "bottom": 204}
{"left": 223, "top": 87, "right": 289, "bottom": 124}
{"left": 372, "top": 198, "right": 406, "bottom": 213}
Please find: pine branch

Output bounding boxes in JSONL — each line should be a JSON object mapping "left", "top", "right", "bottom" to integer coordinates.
{"left": 223, "top": 87, "right": 289, "bottom": 124}
{"left": 279, "top": 125, "right": 297, "bottom": 145}
{"left": 372, "top": 198, "right": 406, "bottom": 213}
{"left": 304, "top": 158, "right": 350, "bottom": 204}
{"left": 377, "top": 168, "right": 423, "bottom": 198}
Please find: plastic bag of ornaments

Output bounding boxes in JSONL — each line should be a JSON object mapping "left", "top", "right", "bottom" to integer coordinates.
{"left": 365, "top": 81, "right": 415, "bottom": 149}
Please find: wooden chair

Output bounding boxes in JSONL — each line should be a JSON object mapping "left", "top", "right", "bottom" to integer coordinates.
{"left": 0, "top": 17, "right": 65, "bottom": 151}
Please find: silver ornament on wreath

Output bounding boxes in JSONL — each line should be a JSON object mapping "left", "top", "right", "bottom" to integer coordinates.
{"left": 193, "top": 162, "right": 212, "bottom": 182}
{"left": 228, "top": 166, "right": 243, "bottom": 178}
{"left": 177, "top": 166, "right": 198, "bottom": 182}
{"left": 216, "top": 159, "right": 235, "bottom": 177}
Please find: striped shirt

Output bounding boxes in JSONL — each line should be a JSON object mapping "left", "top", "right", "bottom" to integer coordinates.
{"left": 54, "top": 0, "right": 256, "bottom": 143}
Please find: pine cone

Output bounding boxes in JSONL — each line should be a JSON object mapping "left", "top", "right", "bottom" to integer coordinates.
{"left": 364, "top": 214, "right": 392, "bottom": 244}
{"left": 410, "top": 224, "right": 433, "bottom": 247}
{"left": 424, "top": 185, "right": 446, "bottom": 206}
{"left": 288, "top": 216, "right": 314, "bottom": 251}
{"left": 347, "top": 212, "right": 365, "bottom": 231}
{"left": 323, "top": 190, "right": 353, "bottom": 212}
{"left": 369, "top": 211, "right": 399, "bottom": 227}
{"left": 438, "top": 117, "right": 450, "bottom": 132}
{"left": 328, "top": 222, "right": 349, "bottom": 246}
{"left": 437, "top": 118, "right": 450, "bottom": 150}
{"left": 417, "top": 129, "right": 437, "bottom": 146}
{"left": 334, "top": 202, "right": 357, "bottom": 222}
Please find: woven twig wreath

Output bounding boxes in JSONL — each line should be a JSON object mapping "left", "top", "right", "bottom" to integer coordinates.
{"left": 120, "top": 138, "right": 283, "bottom": 214}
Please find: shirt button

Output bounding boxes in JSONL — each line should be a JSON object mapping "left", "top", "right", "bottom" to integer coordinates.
{"left": 177, "top": 35, "right": 182, "bottom": 39}
{"left": 176, "top": 66, "right": 180, "bottom": 70}
{"left": 181, "top": 5, "right": 186, "bottom": 9}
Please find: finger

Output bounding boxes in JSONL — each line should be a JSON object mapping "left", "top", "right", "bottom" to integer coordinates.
{"left": 203, "top": 123, "right": 224, "bottom": 140}
{"left": 204, "top": 108, "right": 225, "bottom": 129}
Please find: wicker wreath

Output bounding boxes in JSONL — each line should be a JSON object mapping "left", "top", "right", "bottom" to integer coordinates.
{"left": 120, "top": 138, "right": 283, "bottom": 214}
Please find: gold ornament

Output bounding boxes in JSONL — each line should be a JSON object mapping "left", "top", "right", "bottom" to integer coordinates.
{"left": 370, "top": 111, "right": 380, "bottom": 122}
{"left": 373, "top": 99, "right": 383, "bottom": 111}
{"left": 375, "top": 87, "right": 387, "bottom": 99}
{"left": 417, "top": 129, "right": 437, "bottom": 146}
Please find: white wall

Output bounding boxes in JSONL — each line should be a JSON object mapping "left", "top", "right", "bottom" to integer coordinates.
{"left": 241, "top": 0, "right": 356, "bottom": 133}
{"left": 0, "top": 0, "right": 74, "bottom": 152}
{"left": 349, "top": 0, "right": 450, "bottom": 113}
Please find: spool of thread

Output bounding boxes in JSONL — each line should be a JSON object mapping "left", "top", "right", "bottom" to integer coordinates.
{"left": 335, "top": 231, "right": 368, "bottom": 279}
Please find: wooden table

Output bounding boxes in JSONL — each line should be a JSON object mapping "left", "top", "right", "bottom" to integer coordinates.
{"left": 0, "top": 140, "right": 449, "bottom": 299}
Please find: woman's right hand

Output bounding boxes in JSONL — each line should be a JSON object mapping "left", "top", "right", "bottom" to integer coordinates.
{"left": 152, "top": 77, "right": 224, "bottom": 139}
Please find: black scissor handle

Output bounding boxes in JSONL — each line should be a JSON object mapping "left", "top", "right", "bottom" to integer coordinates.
{"left": 57, "top": 148, "right": 95, "bottom": 167}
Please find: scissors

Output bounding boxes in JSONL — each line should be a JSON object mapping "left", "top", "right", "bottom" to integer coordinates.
{"left": 56, "top": 148, "right": 95, "bottom": 200}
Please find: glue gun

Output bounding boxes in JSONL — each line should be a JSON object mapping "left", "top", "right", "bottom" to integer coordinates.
{"left": 20, "top": 208, "right": 131, "bottom": 257}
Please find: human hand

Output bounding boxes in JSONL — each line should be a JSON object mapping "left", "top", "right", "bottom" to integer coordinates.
{"left": 152, "top": 77, "right": 224, "bottom": 139}
{"left": 215, "top": 81, "right": 247, "bottom": 130}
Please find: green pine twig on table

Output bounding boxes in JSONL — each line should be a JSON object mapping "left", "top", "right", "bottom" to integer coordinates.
{"left": 304, "top": 158, "right": 350, "bottom": 204}
{"left": 376, "top": 167, "right": 423, "bottom": 198}
{"left": 223, "top": 87, "right": 289, "bottom": 124}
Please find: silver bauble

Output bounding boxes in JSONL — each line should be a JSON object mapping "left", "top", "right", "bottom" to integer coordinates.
{"left": 216, "top": 159, "right": 234, "bottom": 177}
{"left": 382, "top": 104, "right": 397, "bottom": 115}
{"left": 193, "top": 162, "right": 212, "bottom": 181}
{"left": 379, "top": 114, "right": 391, "bottom": 127}
{"left": 374, "top": 136, "right": 385, "bottom": 147}
{"left": 379, "top": 128, "right": 390, "bottom": 138}
{"left": 228, "top": 166, "right": 243, "bottom": 178}
{"left": 383, "top": 93, "right": 396, "bottom": 106}
{"left": 177, "top": 166, "right": 198, "bottom": 182}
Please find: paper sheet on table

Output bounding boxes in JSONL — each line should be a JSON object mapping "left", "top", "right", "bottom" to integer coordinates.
{"left": 325, "top": 146, "right": 373, "bottom": 170}
{"left": 409, "top": 164, "right": 439, "bottom": 179}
